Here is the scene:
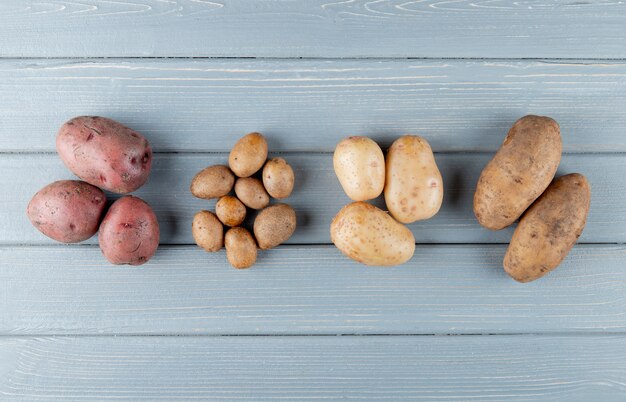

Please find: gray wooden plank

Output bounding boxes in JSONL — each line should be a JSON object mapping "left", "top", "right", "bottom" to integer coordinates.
{"left": 5, "top": 153, "right": 625, "bottom": 245}
{"left": 1, "top": 335, "right": 625, "bottom": 400}
{"left": 1, "top": 244, "right": 624, "bottom": 335}
{"left": 1, "top": 1, "right": 626, "bottom": 58}
{"left": 1, "top": 59, "right": 626, "bottom": 153}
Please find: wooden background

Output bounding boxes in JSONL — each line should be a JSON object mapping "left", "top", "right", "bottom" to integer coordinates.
{"left": 1, "top": 1, "right": 626, "bottom": 400}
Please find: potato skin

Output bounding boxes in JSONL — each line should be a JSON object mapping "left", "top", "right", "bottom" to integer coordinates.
{"left": 229, "top": 132, "right": 268, "bottom": 178}
{"left": 330, "top": 202, "right": 415, "bottom": 266}
{"left": 56, "top": 116, "right": 152, "bottom": 194}
{"left": 234, "top": 178, "right": 270, "bottom": 210}
{"left": 98, "top": 196, "right": 160, "bottom": 265}
{"left": 474, "top": 115, "right": 561, "bottom": 230}
{"left": 262, "top": 158, "right": 295, "bottom": 199}
{"left": 225, "top": 227, "right": 257, "bottom": 269}
{"left": 215, "top": 196, "right": 246, "bottom": 227}
{"left": 384, "top": 135, "right": 443, "bottom": 223}
{"left": 333, "top": 136, "right": 385, "bottom": 201}
{"left": 190, "top": 165, "right": 235, "bottom": 200}
{"left": 192, "top": 210, "right": 224, "bottom": 252}
{"left": 253, "top": 204, "right": 297, "bottom": 250}
{"left": 27, "top": 180, "right": 106, "bottom": 243}
{"left": 504, "top": 174, "right": 591, "bottom": 283}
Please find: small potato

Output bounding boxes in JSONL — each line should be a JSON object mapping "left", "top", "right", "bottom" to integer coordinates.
{"left": 192, "top": 210, "right": 224, "bottom": 252}
{"left": 330, "top": 202, "right": 415, "bottom": 266}
{"left": 225, "top": 227, "right": 257, "bottom": 269}
{"left": 333, "top": 136, "right": 385, "bottom": 201}
{"left": 98, "top": 196, "right": 160, "bottom": 265}
{"left": 262, "top": 157, "right": 295, "bottom": 199}
{"left": 229, "top": 132, "right": 268, "bottom": 178}
{"left": 384, "top": 135, "right": 443, "bottom": 223}
{"left": 56, "top": 116, "right": 152, "bottom": 194}
{"left": 215, "top": 196, "right": 246, "bottom": 227}
{"left": 474, "top": 115, "right": 562, "bottom": 230}
{"left": 253, "top": 204, "right": 297, "bottom": 250}
{"left": 234, "top": 178, "right": 270, "bottom": 210}
{"left": 190, "top": 165, "right": 235, "bottom": 200}
{"left": 504, "top": 174, "right": 591, "bottom": 283}
{"left": 27, "top": 180, "right": 106, "bottom": 243}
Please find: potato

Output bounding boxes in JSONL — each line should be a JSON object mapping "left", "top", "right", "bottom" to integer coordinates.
{"left": 225, "top": 227, "right": 257, "bottom": 269}
{"left": 474, "top": 115, "right": 561, "bottom": 230}
{"left": 56, "top": 116, "right": 152, "bottom": 194}
{"left": 192, "top": 210, "right": 224, "bottom": 252}
{"left": 384, "top": 135, "right": 443, "bottom": 223}
{"left": 234, "top": 178, "right": 270, "bottom": 210}
{"left": 215, "top": 196, "right": 246, "bottom": 227}
{"left": 98, "top": 196, "right": 160, "bottom": 265}
{"left": 262, "top": 157, "right": 295, "bottom": 199}
{"left": 330, "top": 202, "right": 415, "bottom": 266}
{"left": 333, "top": 136, "right": 385, "bottom": 201}
{"left": 229, "top": 132, "right": 268, "bottom": 178}
{"left": 190, "top": 165, "right": 235, "bottom": 200}
{"left": 27, "top": 180, "right": 106, "bottom": 243}
{"left": 253, "top": 204, "right": 297, "bottom": 250}
{"left": 504, "top": 174, "right": 591, "bottom": 283}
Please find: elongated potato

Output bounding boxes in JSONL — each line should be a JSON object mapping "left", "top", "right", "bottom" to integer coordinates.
{"left": 384, "top": 135, "right": 443, "bottom": 223}
{"left": 330, "top": 202, "right": 415, "bottom": 266}
{"left": 474, "top": 115, "right": 561, "bottom": 230}
{"left": 192, "top": 210, "right": 224, "bottom": 252}
{"left": 333, "top": 136, "right": 385, "bottom": 201}
{"left": 504, "top": 174, "right": 591, "bottom": 283}
{"left": 190, "top": 165, "right": 235, "bottom": 199}
{"left": 225, "top": 227, "right": 257, "bottom": 269}
{"left": 262, "top": 157, "right": 295, "bottom": 199}
{"left": 229, "top": 132, "right": 268, "bottom": 178}
{"left": 234, "top": 177, "right": 270, "bottom": 210}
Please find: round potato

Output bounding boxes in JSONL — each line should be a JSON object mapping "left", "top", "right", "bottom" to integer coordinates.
{"left": 215, "top": 196, "right": 246, "bottom": 227}
{"left": 229, "top": 132, "right": 268, "bottom": 178}
{"left": 98, "top": 196, "right": 160, "bottom": 265}
{"left": 225, "top": 227, "right": 257, "bottom": 269}
{"left": 190, "top": 165, "right": 235, "bottom": 200}
{"left": 474, "top": 115, "right": 561, "bottom": 230}
{"left": 234, "top": 178, "right": 270, "bottom": 210}
{"left": 27, "top": 180, "right": 106, "bottom": 243}
{"left": 262, "top": 157, "right": 295, "bottom": 199}
{"left": 504, "top": 173, "right": 591, "bottom": 283}
{"left": 253, "top": 204, "right": 297, "bottom": 250}
{"left": 333, "top": 136, "right": 385, "bottom": 201}
{"left": 384, "top": 135, "right": 443, "bottom": 223}
{"left": 56, "top": 116, "right": 152, "bottom": 194}
{"left": 192, "top": 210, "right": 224, "bottom": 252}
{"left": 330, "top": 202, "right": 415, "bottom": 266}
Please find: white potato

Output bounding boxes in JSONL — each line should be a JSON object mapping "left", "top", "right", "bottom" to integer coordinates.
{"left": 333, "top": 136, "right": 385, "bottom": 201}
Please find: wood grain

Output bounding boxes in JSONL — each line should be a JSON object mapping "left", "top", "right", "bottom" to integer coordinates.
{"left": 1, "top": 59, "right": 626, "bottom": 152}
{"left": 1, "top": 1, "right": 625, "bottom": 58}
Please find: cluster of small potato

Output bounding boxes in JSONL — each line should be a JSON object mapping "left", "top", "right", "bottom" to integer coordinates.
{"left": 190, "top": 133, "right": 297, "bottom": 269}
{"left": 26, "top": 116, "right": 160, "bottom": 265}
{"left": 330, "top": 135, "right": 443, "bottom": 266}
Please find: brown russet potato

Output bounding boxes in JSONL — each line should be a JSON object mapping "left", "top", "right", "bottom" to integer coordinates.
{"left": 192, "top": 210, "right": 224, "bottom": 252}
{"left": 234, "top": 177, "right": 270, "bottom": 210}
{"left": 225, "top": 227, "right": 257, "bottom": 269}
{"left": 262, "top": 157, "right": 295, "bottom": 199}
{"left": 228, "top": 132, "right": 268, "bottom": 178}
{"left": 253, "top": 204, "right": 297, "bottom": 250}
{"left": 215, "top": 196, "right": 247, "bottom": 227}
{"left": 333, "top": 136, "right": 385, "bottom": 201}
{"left": 190, "top": 165, "right": 235, "bottom": 200}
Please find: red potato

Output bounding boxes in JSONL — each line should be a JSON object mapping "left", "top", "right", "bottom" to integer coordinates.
{"left": 56, "top": 116, "right": 153, "bottom": 194}
{"left": 27, "top": 180, "right": 106, "bottom": 243}
{"left": 99, "top": 196, "right": 160, "bottom": 265}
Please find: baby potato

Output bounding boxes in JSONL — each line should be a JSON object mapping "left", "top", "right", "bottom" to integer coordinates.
{"left": 56, "top": 116, "right": 152, "bottom": 194}
{"left": 27, "top": 180, "right": 106, "bottom": 243}
{"left": 331, "top": 202, "right": 415, "bottom": 266}
{"left": 333, "top": 136, "right": 385, "bottom": 201}
{"left": 234, "top": 177, "right": 270, "bottom": 210}
{"left": 215, "top": 196, "right": 246, "bottom": 227}
{"left": 98, "top": 196, "right": 160, "bottom": 265}
{"left": 474, "top": 115, "right": 562, "bottom": 230}
{"left": 253, "top": 204, "right": 297, "bottom": 250}
{"left": 229, "top": 132, "right": 268, "bottom": 178}
{"left": 190, "top": 165, "right": 235, "bottom": 199}
{"left": 225, "top": 227, "right": 257, "bottom": 269}
{"left": 192, "top": 210, "right": 224, "bottom": 252}
{"left": 504, "top": 173, "right": 591, "bottom": 283}
{"left": 384, "top": 135, "right": 443, "bottom": 223}
{"left": 262, "top": 157, "right": 295, "bottom": 199}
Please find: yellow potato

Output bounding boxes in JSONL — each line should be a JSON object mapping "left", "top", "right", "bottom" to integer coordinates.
{"left": 384, "top": 135, "right": 443, "bottom": 223}
{"left": 228, "top": 132, "right": 268, "bottom": 178}
{"left": 330, "top": 202, "right": 415, "bottom": 266}
{"left": 262, "top": 157, "right": 295, "bottom": 199}
{"left": 192, "top": 210, "right": 223, "bottom": 253}
{"left": 333, "top": 136, "right": 385, "bottom": 201}
{"left": 215, "top": 196, "right": 246, "bottom": 227}
{"left": 225, "top": 227, "right": 257, "bottom": 269}
{"left": 190, "top": 165, "right": 235, "bottom": 200}
{"left": 234, "top": 177, "right": 270, "bottom": 210}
